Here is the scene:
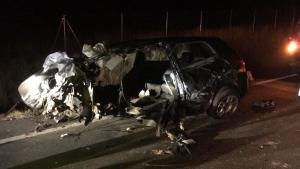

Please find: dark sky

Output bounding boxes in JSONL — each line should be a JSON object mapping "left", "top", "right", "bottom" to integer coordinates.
{"left": 2, "top": 0, "right": 298, "bottom": 12}
{"left": 0, "top": 0, "right": 299, "bottom": 43}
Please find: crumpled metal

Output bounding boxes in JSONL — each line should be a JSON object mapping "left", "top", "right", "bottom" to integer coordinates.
{"left": 18, "top": 52, "right": 93, "bottom": 122}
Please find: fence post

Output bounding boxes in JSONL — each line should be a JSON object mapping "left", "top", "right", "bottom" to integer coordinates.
{"left": 199, "top": 10, "right": 203, "bottom": 34}
{"left": 252, "top": 8, "right": 256, "bottom": 32}
{"left": 120, "top": 12, "right": 124, "bottom": 41}
{"left": 274, "top": 8, "right": 278, "bottom": 29}
{"left": 229, "top": 9, "right": 233, "bottom": 29}
{"left": 165, "top": 11, "right": 168, "bottom": 37}
{"left": 62, "top": 15, "right": 67, "bottom": 52}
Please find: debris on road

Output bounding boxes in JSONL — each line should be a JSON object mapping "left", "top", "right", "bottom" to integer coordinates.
{"left": 126, "top": 127, "right": 135, "bottom": 133}
{"left": 60, "top": 133, "right": 69, "bottom": 138}
{"left": 166, "top": 129, "right": 196, "bottom": 155}
{"left": 2, "top": 106, "right": 33, "bottom": 121}
{"left": 263, "top": 141, "right": 279, "bottom": 146}
{"left": 151, "top": 149, "right": 173, "bottom": 155}
{"left": 271, "top": 161, "right": 290, "bottom": 168}
{"left": 35, "top": 123, "right": 53, "bottom": 132}
{"left": 252, "top": 100, "right": 276, "bottom": 111}
{"left": 260, "top": 141, "right": 279, "bottom": 149}
{"left": 60, "top": 132, "right": 81, "bottom": 140}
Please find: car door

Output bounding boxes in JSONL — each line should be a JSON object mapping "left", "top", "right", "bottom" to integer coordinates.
{"left": 175, "top": 41, "right": 219, "bottom": 106}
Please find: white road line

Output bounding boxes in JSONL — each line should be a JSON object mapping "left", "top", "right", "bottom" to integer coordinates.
{"left": 0, "top": 117, "right": 109, "bottom": 145}
{"left": 254, "top": 73, "right": 298, "bottom": 86}
{"left": 0, "top": 122, "right": 85, "bottom": 145}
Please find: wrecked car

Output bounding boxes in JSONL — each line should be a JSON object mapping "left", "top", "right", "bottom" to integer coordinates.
{"left": 18, "top": 37, "right": 249, "bottom": 152}
{"left": 109, "top": 37, "right": 249, "bottom": 118}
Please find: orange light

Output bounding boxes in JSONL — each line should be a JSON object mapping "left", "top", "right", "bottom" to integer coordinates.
{"left": 287, "top": 40, "right": 298, "bottom": 55}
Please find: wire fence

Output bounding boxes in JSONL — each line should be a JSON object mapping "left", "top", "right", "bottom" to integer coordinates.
{"left": 117, "top": 8, "right": 298, "bottom": 40}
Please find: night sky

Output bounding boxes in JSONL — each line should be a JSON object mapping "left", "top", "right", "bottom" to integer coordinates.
{"left": 0, "top": 0, "right": 299, "bottom": 43}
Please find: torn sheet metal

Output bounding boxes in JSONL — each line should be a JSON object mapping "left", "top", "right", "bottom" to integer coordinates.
{"left": 82, "top": 43, "right": 106, "bottom": 59}
{"left": 18, "top": 52, "right": 75, "bottom": 108}
{"left": 95, "top": 53, "right": 136, "bottom": 86}
{"left": 18, "top": 52, "right": 93, "bottom": 123}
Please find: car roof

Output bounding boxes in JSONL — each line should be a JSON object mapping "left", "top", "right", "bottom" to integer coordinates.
{"left": 109, "top": 36, "right": 239, "bottom": 60}
{"left": 109, "top": 37, "right": 223, "bottom": 48}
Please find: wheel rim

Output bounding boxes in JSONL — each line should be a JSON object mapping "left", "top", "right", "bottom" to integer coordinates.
{"left": 216, "top": 95, "right": 239, "bottom": 118}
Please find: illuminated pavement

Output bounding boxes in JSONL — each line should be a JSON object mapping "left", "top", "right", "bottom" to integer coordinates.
{"left": 1, "top": 75, "right": 300, "bottom": 169}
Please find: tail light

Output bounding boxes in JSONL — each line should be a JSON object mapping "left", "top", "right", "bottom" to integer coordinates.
{"left": 238, "top": 58, "right": 246, "bottom": 72}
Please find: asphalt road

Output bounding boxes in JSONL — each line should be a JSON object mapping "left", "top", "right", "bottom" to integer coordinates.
{"left": 1, "top": 75, "right": 300, "bottom": 169}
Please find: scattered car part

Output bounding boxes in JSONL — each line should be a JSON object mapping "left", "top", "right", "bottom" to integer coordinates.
{"left": 60, "top": 132, "right": 81, "bottom": 140}
{"left": 252, "top": 99, "right": 276, "bottom": 110}
{"left": 151, "top": 149, "right": 173, "bottom": 155}
{"left": 35, "top": 123, "right": 52, "bottom": 132}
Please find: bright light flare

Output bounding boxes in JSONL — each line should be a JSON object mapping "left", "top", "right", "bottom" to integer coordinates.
{"left": 287, "top": 40, "right": 298, "bottom": 55}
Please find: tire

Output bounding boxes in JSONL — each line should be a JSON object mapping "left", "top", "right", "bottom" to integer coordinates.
{"left": 238, "top": 72, "right": 249, "bottom": 96}
{"left": 207, "top": 87, "right": 239, "bottom": 119}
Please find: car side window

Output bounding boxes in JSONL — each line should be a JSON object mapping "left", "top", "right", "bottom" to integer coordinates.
{"left": 188, "top": 42, "right": 215, "bottom": 61}
{"left": 143, "top": 46, "right": 169, "bottom": 61}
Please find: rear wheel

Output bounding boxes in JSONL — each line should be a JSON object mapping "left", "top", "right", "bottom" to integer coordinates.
{"left": 208, "top": 87, "right": 239, "bottom": 119}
